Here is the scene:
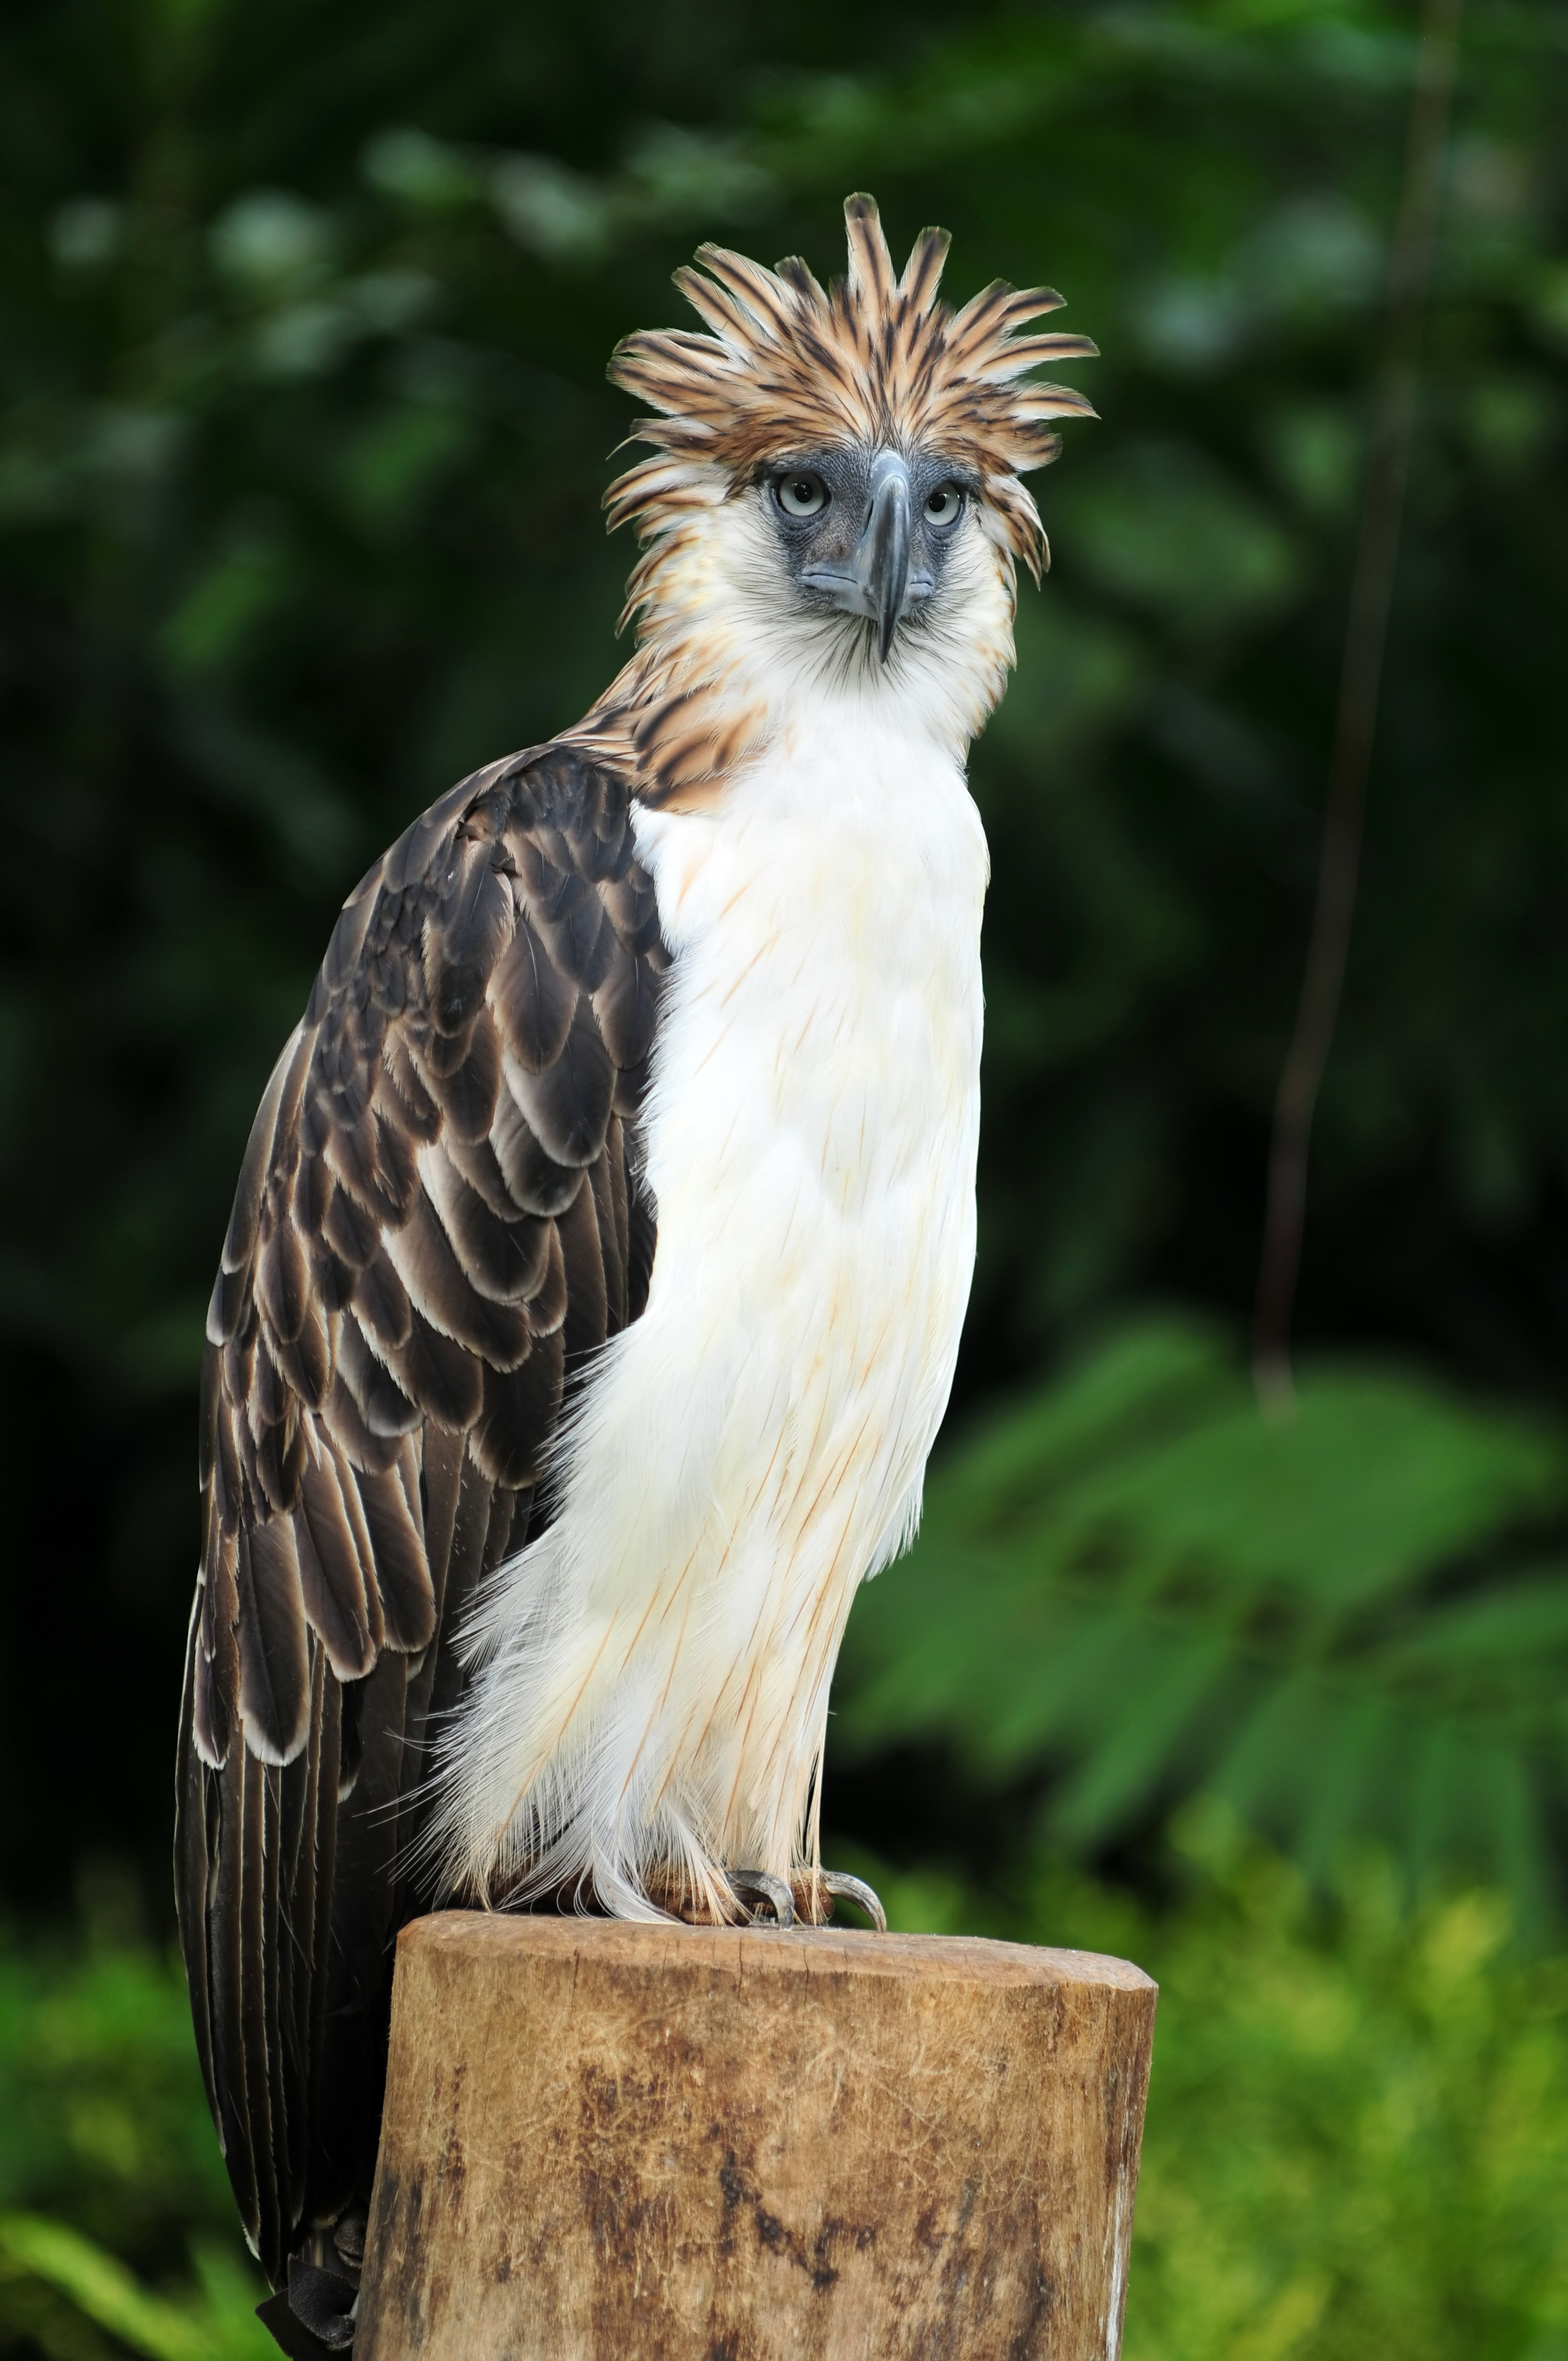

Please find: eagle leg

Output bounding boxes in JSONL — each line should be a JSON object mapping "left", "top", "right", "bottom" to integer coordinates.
{"left": 726, "top": 1868, "right": 796, "bottom": 1927}
{"left": 255, "top": 2256, "right": 357, "bottom": 2357}
{"left": 792, "top": 1869, "right": 888, "bottom": 1933}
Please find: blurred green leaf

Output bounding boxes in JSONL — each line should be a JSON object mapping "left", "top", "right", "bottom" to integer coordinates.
{"left": 839, "top": 1318, "right": 1568, "bottom": 1927}
{"left": 1, "top": 2216, "right": 228, "bottom": 2361}
{"left": 1068, "top": 1823, "right": 1568, "bottom": 2361}
{"left": 845, "top": 1819, "right": 1568, "bottom": 2359}
{"left": 0, "top": 1932, "right": 270, "bottom": 2359}
{"left": 1058, "top": 445, "right": 1302, "bottom": 633}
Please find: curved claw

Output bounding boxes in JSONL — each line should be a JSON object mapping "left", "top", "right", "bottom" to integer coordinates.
{"left": 819, "top": 1870, "right": 888, "bottom": 1934}
{"left": 727, "top": 1868, "right": 796, "bottom": 1928}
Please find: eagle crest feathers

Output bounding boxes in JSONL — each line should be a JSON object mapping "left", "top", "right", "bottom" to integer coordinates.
{"left": 606, "top": 192, "right": 1098, "bottom": 584}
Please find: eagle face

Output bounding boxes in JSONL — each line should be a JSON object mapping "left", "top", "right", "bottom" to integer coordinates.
{"left": 676, "top": 440, "right": 1015, "bottom": 763}
{"left": 760, "top": 443, "right": 974, "bottom": 661}
{"left": 592, "top": 194, "right": 1098, "bottom": 803}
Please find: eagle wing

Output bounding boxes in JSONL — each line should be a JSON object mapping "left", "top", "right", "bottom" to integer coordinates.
{"left": 175, "top": 740, "right": 665, "bottom": 2286}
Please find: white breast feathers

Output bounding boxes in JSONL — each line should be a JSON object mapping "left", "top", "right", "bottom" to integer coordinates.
{"left": 432, "top": 699, "right": 989, "bottom": 1921}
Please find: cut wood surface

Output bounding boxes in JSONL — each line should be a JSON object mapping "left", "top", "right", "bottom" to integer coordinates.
{"left": 355, "top": 1911, "right": 1157, "bottom": 2360}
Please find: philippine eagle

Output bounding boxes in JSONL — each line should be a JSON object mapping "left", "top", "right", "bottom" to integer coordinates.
{"left": 175, "top": 193, "right": 1095, "bottom": 2351}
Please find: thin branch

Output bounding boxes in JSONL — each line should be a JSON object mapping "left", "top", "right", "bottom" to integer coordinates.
{"left": 1252, "top": 0, "right": 1464, "bottom": 1413}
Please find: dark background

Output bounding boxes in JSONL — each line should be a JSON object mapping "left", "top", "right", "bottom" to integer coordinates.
{"left": 5, "top": 7, "right": 1568, "bottom": 2355}
{"left": 3, "top": 0, "right": 1567, "bottom": 1930}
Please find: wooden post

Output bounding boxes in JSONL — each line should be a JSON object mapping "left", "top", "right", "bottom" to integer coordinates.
{"left": 355, "top": 1912, "right": 1156, "bottom": 2360}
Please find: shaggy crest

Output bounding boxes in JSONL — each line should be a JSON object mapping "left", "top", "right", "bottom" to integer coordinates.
{"left": 606, "top": 191, "right": 1097, "bottom": 584}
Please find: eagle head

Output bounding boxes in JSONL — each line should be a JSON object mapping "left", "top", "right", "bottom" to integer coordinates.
{"left": 595, "top": 194, "right": 1096, "bottom": 798}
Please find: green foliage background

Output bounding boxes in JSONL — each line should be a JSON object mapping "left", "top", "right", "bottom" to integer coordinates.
{"left": 2, "top": 0, "right": 1567, "bottom": 2350}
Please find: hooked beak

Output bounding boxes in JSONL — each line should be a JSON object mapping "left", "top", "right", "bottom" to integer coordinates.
{"left": 799, "top": 449, "right": 924, "bottom": 662}
{"left": 855, "top": 450, "right": 912, "bottom": 663}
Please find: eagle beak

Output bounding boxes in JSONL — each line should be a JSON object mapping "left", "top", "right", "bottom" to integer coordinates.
{"left": 855, "top": 450, "right": 913, "bottom": 663}
{"left": 799, "top": 448, "right": 929, "bottom": 659}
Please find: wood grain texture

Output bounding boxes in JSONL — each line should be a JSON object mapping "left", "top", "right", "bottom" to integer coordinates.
{"left": 356, "top": 1913, "right": 1156, "bottom": 2360}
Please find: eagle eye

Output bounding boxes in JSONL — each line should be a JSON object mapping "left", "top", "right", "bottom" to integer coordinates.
{"left": 774, "top": 472, "right": 830, "bottom": 521}
{"left": 925, "top": 483, "right": 963, "bottom": 528}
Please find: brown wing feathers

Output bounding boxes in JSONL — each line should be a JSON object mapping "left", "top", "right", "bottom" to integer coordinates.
{"left": 176, "top": 741, "right": 665, "bottom": 2286}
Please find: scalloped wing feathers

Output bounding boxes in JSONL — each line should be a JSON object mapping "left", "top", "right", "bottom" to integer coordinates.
{"left": 176, "top": 742, "right": 663, "bottom": 2283}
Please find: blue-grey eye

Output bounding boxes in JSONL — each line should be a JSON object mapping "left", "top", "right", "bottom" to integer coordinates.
{"left": 775, "top": 473, "right": 829, "bottom": 519}
{"left": 925, "top": 484, "right": 963, "bottom": 527}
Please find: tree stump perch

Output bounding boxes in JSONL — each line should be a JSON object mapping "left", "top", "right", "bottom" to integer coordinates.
{"left": 355, "top": 1912, "right": 1156, "bottom": 2359}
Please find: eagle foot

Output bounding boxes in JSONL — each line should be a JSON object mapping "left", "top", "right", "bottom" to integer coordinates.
{"left": 654, "top": 1867, "right": 888, "bottom": 1933}
{"left": 255, "top": 2256, "right": 357, "bottom": 2357}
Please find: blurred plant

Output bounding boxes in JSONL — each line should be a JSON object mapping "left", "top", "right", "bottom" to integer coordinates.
{"left": 8, "top": 1818, "right": 1567, "bottom": 2361}
{"left": 0, "top": 1923, "right": 270, "bottom": 2357}
{"left": 837, "top": 1315, "right": 1568, "bottom": 1936}
{"left": 1252, "top": 0, "right": 1462, "bottom": 1406}
{"left": 0, "top": 2216, "right": 267, "bottom": 2361}
{"left": 861, "top": 1810, "right": 1568, "bottom": 2361}
{"left": 2, "top": 0, "right": 1567, "bottom": 1906}
{"left": 1062, "top": 1814, "right": 1568, "bottom": 2361}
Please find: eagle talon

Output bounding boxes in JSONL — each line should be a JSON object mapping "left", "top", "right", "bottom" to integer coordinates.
{"left": 727, "top": 1869, "right": 796, "bottom": 1927}
{"left": 816, "top": 1870, "right": 888, "bottom": 1933}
